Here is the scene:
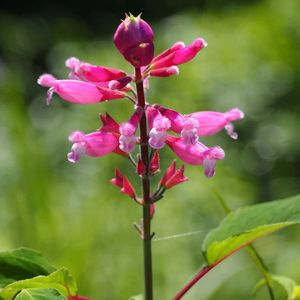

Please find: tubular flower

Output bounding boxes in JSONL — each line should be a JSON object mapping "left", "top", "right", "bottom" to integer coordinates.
{"left": 65, "top": 57, "right": 127, "bottom": 83}
{"left": 155, "top": 105, "right": 244, "bottom": 139}
{"left": 189, "top": 108, "right": 244, "bottom": 139}
{"left": 37, "top": 74, "right": 126, "bottom": 105}
{"left": 166, "top": 136, "right": 225, "bottom": 178}
{"left": 67, "top": 130, "right": 119, "bottom": 163}
{"left": 114, "top": 13, "right": 154, "bottom": 67}
{"left": 148, "top": 38, "right": 207, "bottom": 72}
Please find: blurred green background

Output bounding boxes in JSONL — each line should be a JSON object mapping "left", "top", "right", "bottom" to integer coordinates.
{"left": 0, "top": 0, "right": 300, "bottom": 299}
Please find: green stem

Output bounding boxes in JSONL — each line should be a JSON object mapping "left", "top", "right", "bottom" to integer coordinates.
{"left": 247, "top": 245, "right": 275, "bottom": 300}
{"left": 135, "top": 67, "right": 153, "bottom": 300}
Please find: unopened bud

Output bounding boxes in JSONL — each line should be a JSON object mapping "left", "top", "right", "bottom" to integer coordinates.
{"left": 114, "top": 13, "right": 154, "bottom": 67}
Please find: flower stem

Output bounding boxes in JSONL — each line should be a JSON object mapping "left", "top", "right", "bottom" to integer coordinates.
{"left": 135, "top": 67, "right": 153, "bottom": 300}
{"left": 247, "top": 245, "right": 275, "bottom": 300}
{"left": 172, "top": 264, "right": 216, "bottom": 300}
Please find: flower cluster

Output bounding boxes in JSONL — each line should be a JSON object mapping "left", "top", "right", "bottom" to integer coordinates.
{"left": 38, "top": 13, "right": 244, "bottom": 203}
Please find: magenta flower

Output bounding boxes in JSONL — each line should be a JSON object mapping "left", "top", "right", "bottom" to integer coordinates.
{"left": 155, "top": 105, "right": 244, "bottom": 139}
{"left": 149, "top": 38, "right": 207, "bottom": 70}
{"left": 67, "top": 130, "right": 119, "bottom": 163}
{"left": 189, "top": 108, "right": 244, "bottom": 139}
{"left": 37, "top": 74, "right": 126, "bottom": 105}
{"left": 65, "top": 57, "right": 126, "bottom": 82}
{"left": 166, "top": 136, "right": 225, "bottom": 177}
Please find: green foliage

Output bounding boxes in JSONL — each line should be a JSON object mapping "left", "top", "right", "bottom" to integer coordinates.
{"left": 0, "top": 248, "right": 77, "bottom": 300}
{"left": 129, "top": 295, "right": 143, "bottom": 300}
{"left": 14, "top": 288, "right": 66, "bottom": 300}
{"left": 0, "top": 268, "right": 77, "bottom": 300}
{"left": 254, "top": 275, "right": 300, "bottom": 300}
{"left": 0, "top": 248, "right": 55, "bottom": 284}
{"left": 203, "top": 194, "right": 300, "bottom": 265}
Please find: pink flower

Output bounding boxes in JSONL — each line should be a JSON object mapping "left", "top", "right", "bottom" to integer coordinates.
{"left": 114, "top": 13, "right": 154, "bottom": 67}
{"left": 67, "top": 130, "right": 119, "bottom": 163}
{"left": 148, "top": 112, "right": 171, "bottom": 149}
{"left": 159, "top": 160, "right": 188, "bottom": 189}
{"left": 189, "top": 108, "right": 244, "bottom": 139}
{"left": 166, "top": 136, "right": 225, "bottom": 177}
{"left": 150, "top": 38, "right": 207, "bottom": 70}
{"left": 38, "top": 74, "right": 126, "bottom": 105}
{"left": 180, "top": 117, "right": 199, "bottom": 145}
{"left": 65, "top": 57, "right": 126, "bottom": 82}
{"left": 149, "top": 66, "right": 179, "bottom": 77}
{"left": 153, "top": 105, "right": 185, "bottom": 133}
{"left": 119, "top": 108, "right": 143, "bottom": 153}
{"left": 155, "top": 105, "right": 244, "bottom": 139}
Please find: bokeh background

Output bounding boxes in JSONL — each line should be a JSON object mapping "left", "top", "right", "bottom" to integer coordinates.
{"left": 0, "top": 0, "right": 299, "bottom": 299}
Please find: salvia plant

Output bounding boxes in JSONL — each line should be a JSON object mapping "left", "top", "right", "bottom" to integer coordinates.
{"left": 1, "top": 13, "right": 300, "bottom": 300}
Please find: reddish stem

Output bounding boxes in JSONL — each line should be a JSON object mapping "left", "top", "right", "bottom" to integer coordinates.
{"left": 172, "top": 263, "right": 217, "bottom": 300}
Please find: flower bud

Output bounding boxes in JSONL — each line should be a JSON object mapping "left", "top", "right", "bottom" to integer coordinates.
{"left": 114, "top": 13, "right": 154, "bottom": 67}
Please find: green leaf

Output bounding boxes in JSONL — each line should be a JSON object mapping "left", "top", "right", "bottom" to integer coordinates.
{"left": 253, "top": 275, "right": 296, "bottom": 299}
{"left": 202, "top": 194, "right": 300, "bottom": 265}
{"left": 14, "top": 288, "right": 67, "bottom": 300}
{"left": 0, "top": 248, "right": 56, "bottom": 282}
{"left": 128, "top": 295, "right": 143, "bottom": 300}
{"left": 0, "top": 268, "right": 77, "bottom": 300}
{"left": 293, "top": 286, "right": 300, "bottom": 299}
{"left": 0, "top": 275, "right": 14, "bottom": 289}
